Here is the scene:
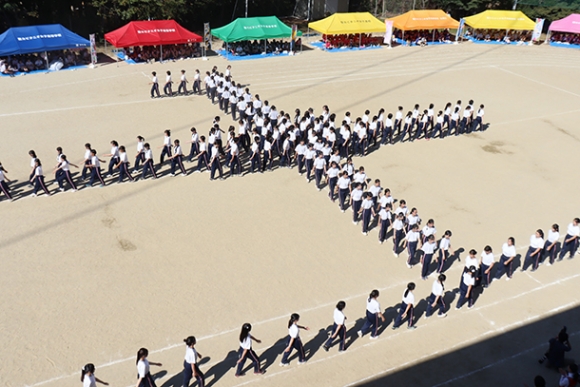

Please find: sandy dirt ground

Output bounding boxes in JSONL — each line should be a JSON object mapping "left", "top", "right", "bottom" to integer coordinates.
{"left": 1, "top": 42, "right": 580, "bottom": 387}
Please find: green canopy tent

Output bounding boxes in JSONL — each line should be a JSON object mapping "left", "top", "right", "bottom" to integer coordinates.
{"left": 212, "top": 16, "right": 302, "bottom": 57}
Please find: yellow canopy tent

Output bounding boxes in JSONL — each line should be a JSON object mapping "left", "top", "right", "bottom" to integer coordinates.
{"left": 388, "top": 10, "right": 459, "bottom": 31}
{"left": 464, "top": 10, "right": 535, "bottom": 30}
{"left": 308, "top": 12, "right": 386, "bottom": 35}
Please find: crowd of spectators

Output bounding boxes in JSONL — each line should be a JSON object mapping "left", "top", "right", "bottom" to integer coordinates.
{"left": 124, "top": 43, "right": 202, "bottom": 63}
{"left": 393, "top": 29, "right": 455, "bottom": 46}
{"left": 321, "top": 33, "right": 382, "bottom": 49}
{"left": 549, "top": 32, "right": 580, "bottom": 45}
{"left": 0, "top": 49, "right": 91, "bottom": 76}
{"left": 222, "top": 39, "right": 301, "bottom": 56}
{"left": 468, "top": 29, "right": 531, "bottom": 44}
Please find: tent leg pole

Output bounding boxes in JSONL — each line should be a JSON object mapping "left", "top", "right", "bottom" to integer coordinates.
{"left": 45, "top": 51, "right": 49, "bottom": 71}
{"left": 432, "top": 29, "right": 435, "bottom": 43}
{"left": 160, "top": 45, "right": 163, "bottom": 63}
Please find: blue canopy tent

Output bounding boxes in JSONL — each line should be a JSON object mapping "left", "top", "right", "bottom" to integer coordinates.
{"left": 0, "top": 24, "right": 89, "bottom": 59}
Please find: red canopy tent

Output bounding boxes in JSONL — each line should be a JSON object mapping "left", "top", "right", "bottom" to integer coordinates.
{"left": 105, "top": 20, "right": 202, "bottom": 48}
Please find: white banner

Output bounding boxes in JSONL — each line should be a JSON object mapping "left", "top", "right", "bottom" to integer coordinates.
{"left": 531, "top": 18, "right": 544, "bottom": 43}
{"left": 455, "top": 18, "right": 465, "bottom": 42}
{"left": 89, "top": 34, "right": 97, "bottom": 65}
{"left": 203, "top": 22, "right": 211, "bottom": 50}
{"left": 384, "top": 20, "right": 393, "bottom": 45}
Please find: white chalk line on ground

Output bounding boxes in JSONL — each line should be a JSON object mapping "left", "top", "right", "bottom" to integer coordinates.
{"left": 27, "top": 242, "right": 577, "bottom": 387}
{"left": 494, "top": 66, "right": 580, "bottom": 98}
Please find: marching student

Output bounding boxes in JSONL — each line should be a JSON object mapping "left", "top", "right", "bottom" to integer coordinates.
{"left": 295, "top": 139, "right": 307, "bottom": 174}
{"left": 350, "top": 183, "right": 364, "bottom": 224}
{"left": 451, "top": 107, "right": 460, "bottom": 136}
{"left": 209, "top": 140, "right": 224, "bottom": 180}
{"left": 81, "top": 143, "right": 92, "bottom": 180}
{"left": 304, "top": 143, "right": 316, "bottom": 182}
{"left": 378, "top": 188, "right": 394, "bottom": 210}
{"left": 382, "top": 113, "right": 394, "bottom": 145}
{"left": 437, "top": 230, "right": 453, "bottom": 273}
{"left": 464, "top": 249, "right": 480, "bottom": 274}
{"left": 114, "top": 146, "right": 134, "bottom": 183}
{"left": 28, "top": 150, "right": 38, "bottom": 185}
{"left": 342, "top": 157, "right": 355, "bottom": 180}
{"left": 323, "top": 301, "right": 347, "bottom": 352}
{"left": 473, "top": 104, "right": 485, "bottom": 131}
{"left": 103, "top": 140, "right": 120, "bottom": 178}
{"left": 559, "top": 218, "right": 579, "bottom": 259}
{"left": 54, "top": 155, "right": 79, "bottom": 191}
{"left": 192, "top": 69, "right": 201, "bottom": 95}
{"left": 522, "top": 229, "right": 545, "bottom": 272}
{"left": 425, "top": 274, "right": 447, "bottom": 318}
{"left": 378, "top": 203, "right": 392, "bottom": 244}
{"left": 86, "top": 150, "right": 106, "bottom": 188}
{"left": 407, "top": 207, "right": 421, "bottom": 231}
{"left": 0, "top": 162, "right": 13, "bottom": 201}
{"left": 326, "top": 161, "right": 340, "bottom": 201}
{"left": 394, "top": 106, "right": 403, "bottom": 135}
{"left": 54, "top": 147, "right": 65, "bottom": 182}
{"left": 168, "top": 140, "right": 187, "bottom": 177}
{"left": 433, "top": 111, "right": 444, "bottom": 139}
{"left": 337, "top": 171, "right": 351, "bottom": 212}
{"left": 392, "top": 282, "right": 417, "bottom": 330}
{"left": 135, "top": 348, "right": 162, "bottom": 387}
{"left": 403, "top": 224, "right": 421, "bottom": 268}
{"left": 480, "top": 245, "right": 495, "bottom": 288}
{"left": 235, "top": 324, "right": 265, "bottom": 377}
{"left": 141, "top": 143, "right": 158, "bottom": 180}
{"left": 459, "top": 106, "right": 471, "bottom": 135}
{"left": 313, "top": 152, "right": 327, "bottom": 190}
{"left": 195, "top": 136, "right": 209, "bottom": 173}
{"left": 411, "top": 104, "right": 420, "bottom": 131}
{"left": 149, "top": 71, "right": 160, "bottom": 98}
{"left": 229, "top": 137, "right": 241, "bottom": 177}
{"left": 392, "top": 212, "right": 406, "bottom": 256}
{"left": 357, "top": 289, "right": 385, "bottom": 339}
{"left": 262, "top": 136, "right": 273, "bottom": 172}
{"left": 159, "top": 130, "right": 172, "bottom": 165}
{"left": 352, "top": 166, "right": 367, "bottom": 190}
{"left": 280, "top": 313, "right": 309, "bottom": 366}
{"left": 395, "top": 200, "right": 408, "bottom": 218}
{"left": 443, "top": 102, "right": 452, "bottom": 130}
{"left": 421, "top": 219, "right": 437, "bottom": 245}
{"left": 249, "top": 136, "right": 261, "bottom": 173}
{"left": 420, "top": 235, "right": 437, "bottom": 280}
{"left": 177, "top": 70, "right": 188, "bottom": 95}
{"left": 163, "top": 70, "right": 173, "bottom": 97}
{"left": 183, "top": 336, "right": 206, "bottom": 386}
{"left": 133, "top": 137, "right": 145, "bottom": 174}
{"left": 80, "top": 363, "right": 108, "bottom": 387}
{"left": 359, "top": 192, "right": 375, "bottom": 236}
{"left": 496, "top": 237, "right": 516, "bottom": 280}
{"left": 456, "top": 266, "right": 476, "bottom": 310}
{"left": 187, "top": 128, "right": 199, "bottom": 162}
{"left": 400, "top": 111, "right": 412, "bottom": 142}
{"left": 543, "top": 224, "right": 560, "bottom": 266}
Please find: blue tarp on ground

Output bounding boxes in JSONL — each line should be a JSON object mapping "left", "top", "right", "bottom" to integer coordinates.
{"left": 309, "top": 41, "right": 383, "bottom": 52}
{"left": 216, "top": 49, "right": 294, "bottom": 61}
{"left": 0, "top": 24, "right": 89, "bottom": 56}
{"left": 549, "top": 42, "right": 580, "bottom": 49}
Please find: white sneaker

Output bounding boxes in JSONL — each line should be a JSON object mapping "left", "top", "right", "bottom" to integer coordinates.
{"left": 298, "top": 360, "right": 307, "bottom": 365}
{"left": 369, "top": 335, "right": 379, "bottom": 340}
{"left": 394, "top": 253, "right": 398, "bottom": 257}
{"left": 59, "top": 188, "right": 64, "bottom": 192}
{"left": 546, "top": 262, "right": 552, "bottom": 266}
{"left": 169, "top": 173, "right": 175, "bottom": 177}
{"left": 31, "top": 193, "right": 37, "bottom": 197}
{"left": 438, "top": 313, "right": 447, "bottom": 318}
{"left": 279, "top": 362, "right": 288, "bottom": 367}
{"left": 357, "top": 330, "right": 362, "bottom": 338}
{"left": 362, "top": 232, "right": 368, "bottom": 236}
{"left": 406, "top": 263, "right": 411, "bottom": 269}
{"left": 505, "top": 276, "right": 511, "bottom": 281}
{"left": 106, "top": 174, "right": 112, "bottom": 178}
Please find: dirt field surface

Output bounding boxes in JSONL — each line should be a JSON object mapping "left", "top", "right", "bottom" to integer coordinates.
{"left": 1, "top": 42, "right": 579, "bottom": 387}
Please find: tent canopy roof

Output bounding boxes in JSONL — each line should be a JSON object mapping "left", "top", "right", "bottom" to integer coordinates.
{"left": 464, "top": 10, "right": 535, "bottom": 30}
{"left": 308, "top": 12, "right": 386, "bottom": 35}
{"left": 0, "top": 24, "right": 89, "bottom": 56}
{"left": 211, "top": 16, "right": 301, "bottom": 43}
{"left": 548, "top": 13, "right": 580, "bottom": 33}
{"left": 104, "top": 20, "right": 202, "bottom": 48}
{"left": 388, "top": 10, "right": 459, "bottom": 31}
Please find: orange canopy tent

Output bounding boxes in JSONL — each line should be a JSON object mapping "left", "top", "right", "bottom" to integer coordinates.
{"left": 388, "top": 10, "right": 459, "bottom": 31}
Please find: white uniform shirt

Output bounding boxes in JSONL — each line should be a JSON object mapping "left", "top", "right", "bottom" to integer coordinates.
{"left": 481, "top": 252, "right": 494, "bottom": 266}
{"left": 547, "top": 230, "right": 560, "bottom": 244}
{"left": 462, "top": 273, "right": 475, "bottom": 287}
{"left": 406, "top": 230, "right": 420, "bottom": 243}
{"left": 137, "top": 359, "right": 150, "bottom": 378}
{"left": 174, "top": 145, "right": 182, "bottom": 156}
{"left": 351, "top": 189, "right": 363, "bottom": 201}
{"left": 314, "top": 157, "right": 326, "bottom": 170}
{"left": 366, "top": 298, "right": 381, "bottom": 314}
{"left": 379, "top": 195, "right": 393, "bottom": 208}
{"left": 567, "top": 223, "right": 580, "bottom": 237}
{"left": 137, "top": 142, "right": 144, "bottom": 153}
{"left": 465, "top": 255, "right": 479, "bottom": 269}
{"left": 423, "top": 226, "right": 436, "bottom": 238}
{"left": 407, "top": 214, "right": 420, "bottom": 226}
{"left": 393, "top": 219, "right": 404, "bottom": 231}
{"left": 144, "top": 149, "right": 153, "bottom": 160}
{"left": 369, "top": 185, "right": 381, "bottom": 197}
{"left": 395, "top": 206, "right": 408, "bottom": 216}
{"left": 379, "top": 208, "right": 391, "bottom": 221}
{"left": 184, "top": 347, "right": 198, "bottom": 363}
{"left": 327, "top": 167, "right": 339, "bottom": 178}
{"left": 530, "top": 235, "right": 544, "bottom": 249}
{"left": 502, "top": 242, "right": 516, "bottom": 257}
{"left": 361, "top": 198, "right": 373, "bottom": 210}
{"left": 90, "top": 156, "right": 100, "bottom": 168}
{"left": 240, "top": 334, "right": 252, "bottom": 350}
{"left": 402, "top": 291, "right": 415, "bottom": 305}
{"left": 439, "top": 237, "right": 450, "bottom": 251}
{"left": 83, "top": 374, "right": 96, "bottom": 387}
{"left": 337, "top": 176, "right": 350, "bottom": 189}
{"left": 289, "top": 324, "right": 299, "bottom": 339}
{"left": 353, "top": 172, "right": 366, "bottom": 184}
{"left": 333, "top": 309, "right": 346, "bottom": 325}
{"left": 119, "top": 153, "right": 129, "bottom": 163}
{"left": 421, "top": 241, "right": 436, "bottom": 254}
{"left": 432, "top": 280, "right": 444, "bottom": 297}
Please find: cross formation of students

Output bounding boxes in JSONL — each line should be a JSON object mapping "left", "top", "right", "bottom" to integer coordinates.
{"left": 2, "top": 66, "right": 578, "bottom": 387}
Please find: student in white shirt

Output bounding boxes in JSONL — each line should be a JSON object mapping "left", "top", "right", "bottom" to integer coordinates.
{"left": 304, "top": 143, "right": 316, "bottom": 182}
{"left": 113, "top": 146, "right": 134, "bottom": 183}
{"left": 559, "top": 218, "right": 580, "bottom": 259}
{"left": 464, "top": 249, "right": 480, "bottom": 274}
{"left": 459, "top": 106, "right": 471, "bottom": 134}
{"left": 359, "top": 192, "right": 376, "bottom": 236}
{"left": 473, "top": 104, "right": 485, "bottom": 131}
{"left": 141, "top": 143, "right": 158, "bottom": 180}
{"left": 382, "top": 113, "right": 394, "bottom": 145}
{"left": 195, "top": 136, "right": 209, "bottom": 173}
{"left": 81, "top": 144, "right": 92, "bottom": 180}
{"left": 86, "top": 151, "right": 106, "bottom": 188}
{"left": 543, "top": 224, "right": 560, "bottom": 266}
{"left": 262, "top": 136, "right": 273, "bottom": 172}
{"left": 192, "top": 69, "right": 201, "bottom": 94}
{"left": 496, "top": 237, "right": 516, "bottom": 280}
{"left": 167, "top": 139, "right": 187, "bottom": 177}
{"left": 159, "top": 130, "right": 172, "bottom": 166}
{"left": 379, "top": 188, "right": 394, "bottom": 209}
{"left": 187, "top": 128, "right": 199, "bottom": 162}
{"left": 103, "top": 140, "right": 120, "bottom": 178}
{"left": 279, "top": 135, "right": 291, "bottom": 168}
{"left": 392, "top": 212, "right": 406, "bottom": 256}
{"left": 280, "top": 313, "right": 309, "bottom": 366}
{"left": 54, "top": 155, "right": 79, "bottom": 191}
{"left": 558, "top": 363, "right": 579, "bottom": 387}
{"left": 392, "top": 283, "right": 417, "bottom": 330}
{"left": 337, "top": 171, "right": 351, "bottom": 212}
{"left": 177, "top": 70, "right": 188, "bottom": 95}
{"left": 135, "top": 347, "right": 162, "bottom": 387}
{"left": 28, "top": 150, "right": 38, "bottom": 185}
{"left": 323, "top": 301, "right": 347, "bottom": 352}
{"left": 522, "top": 229, "right": 545, "bottom": 272}
{"left": 235, "top": 324, "right": 265, "bottom": 377}
{"left": 313, "top": 152, "right": 327, "bottom": 191}
{"left": 149, "top": 71, "right": 160, "bottom": 98}
{"left": 404, "top": 224, "right": 421, "bottom": 268}
{"left": 437, "top": 230, "right": 453, "bottom": 274}
{"left": 433, "top": 111, "right": 444, "bottom": 139}
{"left": 229, "top": 138, "right": 241, "bottom": 177}
{"left": 425, "top": 274, "right": 447, "bottom": 318}
{"left": 163, "top": 70, "right": 173, "bottom": 97}
{"left": 443, "top": 102, "right": 452, "bottom": 130}
{"left": 456, "top": 266, "right": 476, "bottom": 310}
{"left": 394, "top": 106, "right": 403, "bottom": 134}
{"left": 378, "top": 203, "right": 392, "bottom": 244}
{"left": 133, "top": 137, "right": 145, "bottom": 174}
{"left": 420, "top": 234, "right": 437, "bottom": 280}
{"left": 249, "top": 136, "right": 261, "bottom": 173}
{"left": 352, "top": 166, "right": 367, "bottom": 190}
{"left": 80, "top": 363, "right": 108, "bottom": 387}
{"left": 357, "top": 289, "right": 385, "bottom": 339}
{"left": 451, "top": 107, "right": 460, "bottom": 136}
{"left": 350, "top": 183, "right": 364, "bottom": 224}
{"left": 209, "top": 142, "right": 223, "bottom": 180}
{"left": 480, "top": 245, "right": 495, "bottom": 288}
{"left": 294, "top": 139, "right": 307, "bottom": 174}
{"left": 421, "top": 219, "right": 437, "bottom": 245}
{"left": 182, "top": 336, "right": 206, "bottom": 386}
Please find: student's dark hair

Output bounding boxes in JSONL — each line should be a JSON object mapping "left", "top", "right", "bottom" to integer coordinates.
{"left": 29, "top": 150, "right": 37, "bottom": 157}
{"left": 553, "top": 224, "right": 559, "bottom": 232}
{"left": 200, "top": 136, "right": 206, "bottom": 141}
{"left": 411, "top": 224, "right": 418, "bottom": 230}
{"left": 336, "top": 301, "right": 346, "bottom": 310}
{"left": 445, "top": 102, "right": 451, "bottom": 109}
{"left": 368, "top": 289, "right": 379, "bottom": 300}
{"left": 414, "top": 104, "right": 419, "bottom": 109}
{"left": 387, "top": 113, "right": 393, "bottom": 119}
{"left": 81, "top": 363, "right": 95, "bottom": 382}
{"left": 136, "top": 348, "right": 148, "bottom": 364}
{"left": 484, "top": 245, "right": 492, "bottom": 252}
{"left": 166, "top": 70, "right": 171, "bottom": 75}
{"left": 119, "top": 146, "right": 125, "bottom": 152}
{"left": 144, "top": 143, "right": 150, "bottom": 148}
{"left": 429, "top": 103, "right": 434, "bottom": 109}
{"left": 468, "top": 99, "right": 474, "bottom": 105}
{"left": 111, "top": 140, "right": 118, "bottom": 146}
{"left": 137, "top": 136, "right": 144, "bottom": 141}
{"left": 457, "top": 100, "right": 461, "bottom": 104}
{"left": 398, "top": 106, "right": 403, "bottom": 110}
{"left": 454, "top": 107, "right": 459, "bottom": 113}
{"left": 288, "top": 313, "right": 300, "bottom": 328}
{"left": 364, "top": 109, "right": 370, "bottom": 114}
{"left": 468, "top": 266, "right": 477, "bottom": 274}
{"left": 405, "top": 282, "right": 416, "bottom": 298}
{"left": 271, "top": 105, "right": 276, "bottom": 110}
{"left": 438, "top": 274, "right": 446, "bottom": 282}
{"left": 35, "top": 158, "right": 42, "bottom": 166}
{"left": 152, "top": 71, "right": 156, "bottom": 76}
{"left": 165, "top": 129, "right": 171, "bottom": 136}
{"left": 400, "top": 200, "right": 406, "bottom": 205}
{"left": 444, "top": 230, "right": 452, "bottom": 237}
{"left": 184, "top": 336, "right": 196, "bottom": 346}
{"left": 239, "top": 323, "right": 252, "bottom": 342}
{"left": 427, "top": 219, "right": 434, "bottom": 225}
{"left": 536, "top": 229, "right": 544, "bottom": 239}
{"left": 190, "top": 127, "right": 196, "bottom": 132}
{"left": 174, "top": 139, "right": 180, "bottom": 145}
{"left": 533, "top": 375, "right": 546, "bottom": 387}
{"left": 469, "top": 249, "right": 477, "bottom": 255}
{"left": 61, "top": 154, "right": 67, "bottom": 160}
{"left": 480, "top": 104, "right": 484, "bottom": 108}
{"left": 56, "top": 146, "right": 62, "bottom": 152}
{"left": 428, "top": 235, "right": 435, "bottom": 241}
{"left": 85, "top": 143, "right": 91, "bottom": 148}
{"left": 570, "top": 363, "right": 579, "bottom": 381}
{"left": 574, "top": 217, "right": 580, "bottom": 223}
